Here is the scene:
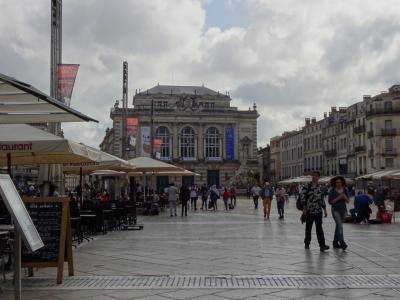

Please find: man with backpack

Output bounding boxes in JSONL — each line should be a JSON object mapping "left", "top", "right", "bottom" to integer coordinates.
{"left": 300, "top": 171, "right": 330, "bottom": 252}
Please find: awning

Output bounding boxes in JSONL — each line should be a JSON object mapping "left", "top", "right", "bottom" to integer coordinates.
{"left": 0, "top": 73, "right": 97, "bottom": 123}
{"left": 128, "top": 169, "right": 200, "bottom": 177}
{"left": 355, "top": 170, "right": 400, "bottom": 180}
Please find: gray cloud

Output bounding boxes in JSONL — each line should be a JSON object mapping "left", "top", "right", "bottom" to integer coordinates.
{"left": 1, "top": 0, "right": 400, "bottom": 148}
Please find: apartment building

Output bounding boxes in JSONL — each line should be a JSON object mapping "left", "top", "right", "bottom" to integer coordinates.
{"left": 280, "top": 130, "right": 303, "bottom": 179}
{"left": 303, "top": 117, "right": 323, "bottom": 175}
{"left": 322, "top": 107, "right": 347, "bottom": 175}
{"left": 270, "top": 136, "right": 281, "bottom": 182}
{"left": 365, "top": 85, "right": 400, "bottom": 171}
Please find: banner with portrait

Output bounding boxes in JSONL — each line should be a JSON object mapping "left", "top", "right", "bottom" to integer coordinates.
{"left": 140, "top": 127, "right": 151, "bottom": 157}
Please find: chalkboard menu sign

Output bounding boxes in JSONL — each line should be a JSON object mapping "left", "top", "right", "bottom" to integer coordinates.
{"left": 21, "top": 197, "right": 74, "bottom": 284}
{"left": 22, "top": 202, "right": 62, "bottom": 262}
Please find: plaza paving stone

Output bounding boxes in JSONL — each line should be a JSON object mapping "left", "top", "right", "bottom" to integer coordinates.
{"left": 1, "top": 196, "right": 400, "bottom": 299}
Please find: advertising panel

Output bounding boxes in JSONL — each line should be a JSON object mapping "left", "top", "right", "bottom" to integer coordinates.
{"left": 141, "top": 126, "right": 151, "bottom": 157}
{"left": 225, "top": 127, "right": 235, "bottom": 160}
{"left": 126, "top": 118, "right": 139, "bottom": 147}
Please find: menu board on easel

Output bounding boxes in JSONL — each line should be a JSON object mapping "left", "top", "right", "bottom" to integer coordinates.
{"left": 21, "top": 197, "right": 74, "bottom": 284}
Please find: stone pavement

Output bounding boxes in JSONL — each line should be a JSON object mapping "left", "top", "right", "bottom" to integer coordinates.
{"left": 1, "top": 196, "right": 400, "bottom": 299}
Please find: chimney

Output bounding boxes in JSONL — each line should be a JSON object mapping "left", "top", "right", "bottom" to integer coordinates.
{"left": 363, "top": 95, "right": 371, "bottom": 100}
{"left": 324, "top": 112, "right": 327, "bottom": 118}
{"left": 305, "top": 118, "right": 311, "bottom": 126}
{"left": 331, "top": 107, "right": 337, "bottom": 112}
{"left": 311, "top": 117, "right": 316, "bottom": 124}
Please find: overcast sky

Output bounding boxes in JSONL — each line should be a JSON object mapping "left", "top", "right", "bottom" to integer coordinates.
{"left": 1, "top": 0, "right": 400, "bottom": 148}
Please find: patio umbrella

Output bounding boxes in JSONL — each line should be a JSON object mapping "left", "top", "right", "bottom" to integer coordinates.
{"left": 0, "top": 124, "right": 99, "bottom": 167}
{"left": 63, "top": 146, "right": 135, "bottom": 174}
{"left": 127, "top": 157, "right": 182, "bottom": 173}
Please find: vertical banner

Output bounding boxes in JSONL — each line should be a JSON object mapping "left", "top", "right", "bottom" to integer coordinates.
{"left": 225, "top": 127, "right": 235, "bottom": 160}
{"left": 126, "top": 118, "right": 139, "bottom": 147}
{"left": 57, "top": 64, "right": 79, "bottom": 106}
{"left": 141, "top": 127, "right": 151, "bottom": 157}
{"left": 153, "top": 138, "right": 162, "bottom": 159}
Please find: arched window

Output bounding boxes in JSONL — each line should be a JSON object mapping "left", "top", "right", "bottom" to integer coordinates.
{"left": 205, "top": 127, "right": 220, "bottom": 159}
{"left": 155, "top": 126, "right": 170, "bottom": 159}
{"left": 180, "top": 127, "right": 195, "bottom": 159}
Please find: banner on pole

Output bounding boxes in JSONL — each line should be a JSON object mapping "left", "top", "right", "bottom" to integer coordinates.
{"left": 153, "top": 138, "right": 162, "bottom": 159}
{"left": 225, "top": 127, "right": 235, "bottom": 160}
{"left": 141, "top": 127, "right": 151, "bottom": 157}
{"left": 126, "top": 118, "right": 138, "bottom": 147}
{"left": 57, "top": 64, "right": 79, "bottom": 106}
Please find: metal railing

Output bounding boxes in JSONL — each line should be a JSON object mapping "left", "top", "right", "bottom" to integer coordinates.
{"left": 354, "top": 125, "right": 366, "bottom": 134}
{"left": 366, "top": 107, "right": 400, "bottom": 117}
{"left": 381, "top": 128, "right": 397, "bottom": 136}
{"left": 355, "top": 145, "right": 366, "bottom": 152}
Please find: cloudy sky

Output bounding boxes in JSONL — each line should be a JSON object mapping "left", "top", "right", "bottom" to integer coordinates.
{"left": 1, "top": 0, "right": 400, "bottom": 148}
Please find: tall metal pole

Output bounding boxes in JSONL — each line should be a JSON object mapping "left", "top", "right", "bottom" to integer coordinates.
{"left": 150, "top": 99, "right": 154, "bottom": 158}
{"left": 122, "top": 61, "right": 128, "bottom": 159}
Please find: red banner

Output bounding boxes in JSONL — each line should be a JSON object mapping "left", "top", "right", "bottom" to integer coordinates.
{"left": 153, "top": 138, "right": 162, "bottom": 159}
{"left": 126, "top": 118, "right": 139, "bottom": 147}
{"left": 57, "top": 64, "right": 79, "bottom": 106}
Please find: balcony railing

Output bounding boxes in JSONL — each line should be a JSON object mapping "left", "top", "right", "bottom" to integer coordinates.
{"left": 381, "top": 128, "right": 397, "bottom": 136}
{"left": 355, "top": 145, "right": 366, "bottom": 153}
{"left": 382, "top": 148, "right": 397, "bottom": 156}
{"left": 367, "top": 130, "right": 374, "bottom": 138}
{"left": 353, "top": 125, "right": 366, "bottom": 134}
{"left": 324, "top": 149, "right": 337, "bottom": 157}
{"left": 366, "top": 107, "right": 400, "bottom": 117}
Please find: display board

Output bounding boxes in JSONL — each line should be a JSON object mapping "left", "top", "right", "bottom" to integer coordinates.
{"left": 0, "top": 174, "right": 43, "bottom": 252}
{"left": 21, "top": 197, "right": 74, "bottom": 284}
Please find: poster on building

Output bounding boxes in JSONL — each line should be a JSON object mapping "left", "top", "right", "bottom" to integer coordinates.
{"left": 225, "top": 127, "right": 235, "bottom": 160}
{"left": 153, "top": 138, "right": 162, "bottom": 159}
{"left": 57, "top": 64, "right": 79, "bottom": 106}
{"left": 141, "top": 127, "right": 151, "bottom": 157}
{"left": 126, "top": 118, "right": 139, "bottom": 147}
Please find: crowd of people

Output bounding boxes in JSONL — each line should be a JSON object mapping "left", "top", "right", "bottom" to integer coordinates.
{"left": 165, "top": 183, "right": 238, "bottom": 217}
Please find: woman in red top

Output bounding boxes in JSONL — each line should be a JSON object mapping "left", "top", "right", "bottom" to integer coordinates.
{"left": 100, "top": 191, "right": 110, "bottom": 203}
{"left": 223, "top": 188, "right": 230, "bottom": 210}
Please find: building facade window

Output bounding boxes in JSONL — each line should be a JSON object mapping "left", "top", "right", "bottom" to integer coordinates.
{"left": 385, "top": 158, "right": 394, "bottom": 168}
{"left": 155, "top": 126, "right": 170, "bottom": 160}
{"left": 205, "top": 127, "right": 220, "bottom": 159}
{"left": 180, "top": 126, "right": 195, "bottom": 159}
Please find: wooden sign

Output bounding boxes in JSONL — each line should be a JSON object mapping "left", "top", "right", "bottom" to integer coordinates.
{"left": 21, "top": 197, "right": 74, "bottom": 284}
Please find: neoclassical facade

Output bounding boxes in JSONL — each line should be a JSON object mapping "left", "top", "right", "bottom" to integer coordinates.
{"left": 100, "top": 84, "right": 259, "bottom": 189}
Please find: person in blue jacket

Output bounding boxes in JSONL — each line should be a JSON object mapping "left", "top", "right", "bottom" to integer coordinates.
{"left": 350, "top": 188, "right": 374, "bottom": 223}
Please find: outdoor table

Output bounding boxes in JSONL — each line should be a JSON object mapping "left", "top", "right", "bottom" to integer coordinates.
{"left": 80, "top": 214, "right": 97, "bottom": 236}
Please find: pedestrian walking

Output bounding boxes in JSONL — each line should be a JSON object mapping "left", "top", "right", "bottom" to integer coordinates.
{"left": 190, "top": 185, "right": 198, "bottom": 210}
{"left": 300, "top": 171, "right": 329, "bottom": 252}
{"left": 328, "top": 176, "right": 349, "bottom": 250}
{"left": 261, "top": 182, "right": 273, "bottom": 219}
{"left": 229, "top": 184, "right": 237, "bottom": 208}
{"left": 210, "top": 185, "right": 220, "bottom": 210}
{"left": 223, "top": 188, "right": 230, "bottom": 210}
{"left": 200, "top": 184, "right": 208, "bottom": 210}
{"left": 166, "top": 182, "right": 178, "bottom": 217}
{"left": 275, "top": 185, "right": 286, "bottom": 219}
{"left": 251, "top": 184, "right": 261, "bottom": 209}
{"left": 180, "top": 185, "right": 190, "bottom": 216}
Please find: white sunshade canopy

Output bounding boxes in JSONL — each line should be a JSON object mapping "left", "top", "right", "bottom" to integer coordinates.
{"left": 127, "top": 156, "right": 183, "bottom": 174}
{"left": 0, "top": 73, "right": 97, "bottom": 123}
{"left": 355, "top": 170, "right": 400, "bottom": 180}
{"left": 128, "top": 169, "right": 200, "bottom": 177}
{"left": 63, "top": 146, "right": 136, "bottom": 174}
{"left": 0, "top": 124, "right": 100, "bottom": 166}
